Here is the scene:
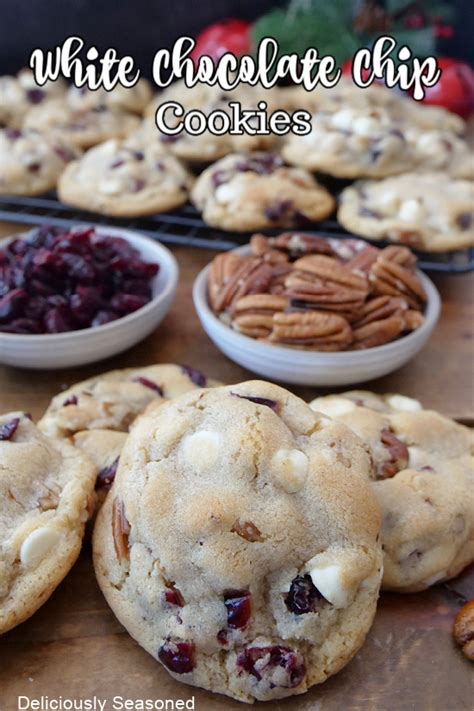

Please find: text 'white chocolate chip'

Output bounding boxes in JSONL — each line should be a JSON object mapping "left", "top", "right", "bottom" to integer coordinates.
{"left": 182, "top": 430, "right": 220, "bottom": 471}
{"left": 20, "top": 527, "right": 61, "bottom": 568}
{"left": 272, "top": 448, "right": 309, "bottom": 493}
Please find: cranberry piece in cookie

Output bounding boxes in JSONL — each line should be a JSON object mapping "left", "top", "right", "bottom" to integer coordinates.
{"left": 285, "top": 574, "right": 325, "bottom": 615}
{"left": 158, "top": 640, "right": 195, "bottom": 674}
{"left": 224, "top": 590, "right": 251, "bottom": 629}
{"left": 237, "top": 645, "right": 306, "bottom": 688}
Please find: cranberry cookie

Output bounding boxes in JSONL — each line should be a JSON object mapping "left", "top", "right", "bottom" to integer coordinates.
{"left": 0, "top": 69, "right": 66, "bottom": 128}
{"left": 0, "top": 412, "right": 95, "bottom": 634}
{"left": 191, "top": 153, "right": 335, "bottom": 232}
{"left": 93, "top": 381, "right": 382, "bottom": 703}
{"left": 23, "top": 99, "right": 140, "bottom": 150}
{"left": 310, "top": 392, "right": 474, "bottom": 592}
{"left": 0, "top": 127, "right": 79, "bottom": 196}
{"left": 338, "top": 173, "right": 474, "bottom": 252}
{"left": 58, "top": 138, "right": 193, "bottom": 217}
{"left": 282, "top": 107, "right": 417, "bottom": 178}
{"left": 39, "top": 363, "right": 221, "bottom": 439}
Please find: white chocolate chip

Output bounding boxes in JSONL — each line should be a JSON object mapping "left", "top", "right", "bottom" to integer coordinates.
{"left": 331, "top": 109, "right": 354, "bottom": 132}
{"left": 214, "top": 183, "right": 239, "bottom": 204}
{"left": 182, "top": 430, "right": 220, "bottom": 471}
{"left": 309, "top": 564, "right": 349, "bottom": 608}
{"left": 386, "top": 394, "right": 422, "bottom": 412}
{"left": 398, "top": 198, "right": 425, "bottom": 222}
{"left": 309, "top": 396, "right": 356, "bottom": 418}
{"left": 352, "top": 116, "right": 379, "bottom": 137}
{"left": 20, "top": 527, "right": 61, "bottom": 568}
{"left": 272, "top": 448, "right": 309, "bottom": 493}
{"left": 377, "top": 189, "right": 400, "bottom": 213}
{"left": 99, "top": 177, "right": 123, "bottom": 195}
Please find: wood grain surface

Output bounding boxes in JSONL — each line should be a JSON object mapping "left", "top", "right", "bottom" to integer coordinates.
{"left": 0, "top": 240, "right": 473, "bottom": 711}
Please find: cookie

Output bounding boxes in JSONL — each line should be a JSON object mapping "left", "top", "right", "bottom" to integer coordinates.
{"left": 282, "top": 106, "right": 417, "bottom": 178}
{"left": 58, "top": 138, "right": 193, "bottom": 217}
{"left": 0, "top": 127, "right": 79, "bottom": 196}
{"left": 23, "top": 99, "right": 140, "bottom": 150}
{"left": 0, "top": 411, "right": 95, "bottom": 634}
{"left": 73, "top": 429, "right": 128, "bottom": 507}
{"left": 93, "top": 380, "right": 382, "bottom": 703}
{"left": 309, "top": 392, "right": 474, "bottom": 592}
{"left": 39, "top": 363, "right": 221, "bottom": 439}
{"left": 0, "top": 69, "right": 67, "bottom": 128}
{"left": 282, "top": 78, "right": 465, "bottom": 135}
{"left": 191, "top": 153, "right": 335, "bottom": 232}
{"left": 406, "top": 129, "right": 473, "bottom": 179}
{"left": 338, "top": 173, "right": 474, "bottom": 252}
{"left": 67, "top": 79, "right": 153, "bottom": 114}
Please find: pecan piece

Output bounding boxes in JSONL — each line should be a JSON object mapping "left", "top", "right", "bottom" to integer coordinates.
{"left": 403, "top": 309, "right": 424, "bottom": 331}
{"left": 231, "top": 520, "right": 264, "bottom": 542}
{"left": 377, "top": 428, "right": 409, "bottom": 479}
{"left": 352, "top": 296, "right": 408, "bottom": 329}
{"left": 232, "top": 294, "right": 288, "bottom": 338}
{"left": 344, "top": 245, "right": 380, "bottom": 274}
{"left": 269, "top": 311, "right": 353, "bottom": 350}
{"left": 453, "top": 600, "right": 474, "bottom": 661}
{"left": 112, "top": 497, "right": 131, "bottom": 562}
{"left": 352, "top": 315, "right": 406, "bottom": 349}
{"left": 269, "top": 232, "right": 335, "bottom": 258}
{"left": 369, "top": 247, "right": 426, "bottom": 309}
{"left": 292, "top": 255, "right": 369, "bottom": 294}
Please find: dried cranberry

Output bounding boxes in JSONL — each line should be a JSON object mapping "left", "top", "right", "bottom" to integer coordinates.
{"left": 96, "top": 457, "right": 119, "bottom": 490}
{"left": 181, "top": 365, "right": 206, "bottom": 387}
{"left": 378, "top": 429, "right": 409, "bottom": 479}
{"left": 231, "top": 393, "right": 280, "bottom": 414}
{"left": 158, "top": 640, "right": 195, "bottom": 674}
{"left": 160, "top": 134, "right": 181, "bottom": 144}
{"left": 235, "top": 154, "right": 283, "bottom": 175}
{"left": 0, "top": 288, "right": 27, "bottom": 321}
{"left": 457, "top": 212, "right": 472, "bottom": 230}
{"left": 44, "top": 305, "right": 72, "bottom": 333}
{"left": 236, "top": 645, "right": 306, "bottom": 688}
{"left": 54, "top": 146, "right": 75, "bottom": 163}
{"left": 212, "top": 170, "right": 229, "bottom": 188}
{"left": 26, "top": 88, "right": 45, "bottom": 104}
{"left": 264, "top": 200, "right": 294, "bottom": 223}
{"left": 164, "top": 584, "right": 185, "bottom": 608}
{"left": 285, "top": 574, "right": 325, "bottom": 615}
{"left": 224, "top": 590, "right": 251, "bottom": 629}
{"left": 0, "top": 417, "right": 20, "bottom": 441}
{"left": 62, "top": 395, "right": 78, "bottom": 407}
{"left": 5, "top": 128, "right": 22, "bottom": 140}
{"left": 91, "top": 310, "right": 119, "bottom": 327}
{"left": 132, "top": 377, "right": 164, "bottom": 396}
{"left": 110, "top": 293, "right": 148, "bottom": 314}
{"left": 1, "top": 318, "right": 41, "bottom": 334}
{"left": 27, "top": 162, "right": 41, "bottom": 173}
{"left": 110, "top": 159, "right": 125, "bottom": 169}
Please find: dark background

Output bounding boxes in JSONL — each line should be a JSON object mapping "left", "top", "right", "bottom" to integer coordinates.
{"left": 0, "top": 0, "right": 472, "bottom": 76}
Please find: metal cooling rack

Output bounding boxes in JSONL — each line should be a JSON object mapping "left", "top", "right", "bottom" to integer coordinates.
{"left": 0, "top": 193, "right": 472, "bottom": 273}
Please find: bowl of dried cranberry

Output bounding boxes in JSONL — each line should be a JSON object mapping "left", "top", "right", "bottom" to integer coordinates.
{"left": 0, "top": 225, "right": 178, "bottom": 369}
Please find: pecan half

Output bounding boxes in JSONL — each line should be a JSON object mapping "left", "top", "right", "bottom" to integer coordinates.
{"left": 112, "top": 497, "right": 131, "bottom": 562}
{"left": 269, "top": 311, "right": 353, "bottom": 350}
{"left": 352, "top": 315, "right": 406, "bottom": 349}
{"left": 352, "top": 296, "right": 408, "bottom": 329}
{"left": 292, "top": 254, "right": 369, "bottom": 294}
{"left": 453, "top": 600, "right": 474, "bottom": 661}
{"left": 269, "top": 232, "right": 335, "bottom": 258}
{"left": 369, "top": 246, "right": 426, "bottom": 309}
{"left": 232, "top": 294, "right": 288, "bottom": 338}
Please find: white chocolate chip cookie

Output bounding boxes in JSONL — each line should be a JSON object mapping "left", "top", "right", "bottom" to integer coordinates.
{"left": 23, "top": 99, "right": 140, "bottom": 150}
{"left": 39, "top": 363, "right": 222, "bottom": 439}
{"left": 338, "top": 173, "right": 474, "bottom": 252}
{"left": 191, "top": 152, "right": 335, "bottom": 232}
{"left": 0, "top": 69, "right": 67, "bottom": 128}
{"left": 93, "top": 381, "right": 382, "bottom": 703}
{"left": 58, "top": 138, "right": 193, "bottom": 217}
{"left": 0, "top": 127, "right": 79, "bottom": 196}
{"left": 0, "top": 412, "right": 95, "bottom": 634}
{"left": 282, "top": 107, "right": 417, "bottom": 178}
{"left": 67, "top": 79, "right": 153, "bottom": 114}
{"left": 309, "top": 392, "right": 474, "bottom": 592}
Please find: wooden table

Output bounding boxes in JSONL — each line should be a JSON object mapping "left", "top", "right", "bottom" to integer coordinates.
{"left": 1, "top": 241, "right": 473, "bottom": 711}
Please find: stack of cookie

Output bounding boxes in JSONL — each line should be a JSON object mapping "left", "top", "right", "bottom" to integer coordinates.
{"left": 1, "top": 366, "right": 472, "bottom": 703}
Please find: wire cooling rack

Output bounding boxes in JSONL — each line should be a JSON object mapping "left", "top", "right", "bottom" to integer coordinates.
{"left": 0, "top": 193, "right": 472, "bottom": 273}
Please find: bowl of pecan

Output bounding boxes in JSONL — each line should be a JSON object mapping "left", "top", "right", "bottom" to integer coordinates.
{"left": 193, "top": 233, "right": 441, "bottom": 386}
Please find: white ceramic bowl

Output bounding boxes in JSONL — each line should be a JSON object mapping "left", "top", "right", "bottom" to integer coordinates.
{"left": 193, "top": 246, "right": 441, "bottom": 387}
{"left": 0, "top": 226, "right": 178, "bottom": 369}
